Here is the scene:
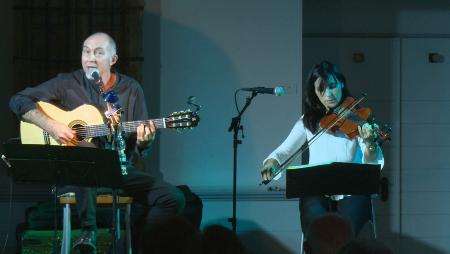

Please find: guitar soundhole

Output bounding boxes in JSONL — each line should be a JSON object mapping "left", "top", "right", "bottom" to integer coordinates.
{"left": 71, "top": 124, "right": 87, "bottom": 141}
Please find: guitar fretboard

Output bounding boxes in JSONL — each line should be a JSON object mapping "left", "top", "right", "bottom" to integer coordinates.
{"left": 73, "top": 118, "right": 167, "bottom": 139}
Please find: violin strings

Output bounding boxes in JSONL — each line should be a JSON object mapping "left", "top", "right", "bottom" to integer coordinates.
{"left": 323, "top": 96, "right": 364, "bottom": 135}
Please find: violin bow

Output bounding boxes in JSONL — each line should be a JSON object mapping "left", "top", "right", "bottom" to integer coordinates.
{"left": 261, "top": 94, "right": 367, "bottom": 185}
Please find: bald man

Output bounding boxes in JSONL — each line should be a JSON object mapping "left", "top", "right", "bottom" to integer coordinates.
{"left": 10, "top": 32, "right": 185, "bottom": 253}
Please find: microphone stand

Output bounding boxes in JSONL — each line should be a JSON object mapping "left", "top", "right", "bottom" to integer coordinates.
{"left": 227, "top": 91, "right": 258, "bottom": 232}
{"left": 96, "top": 75, "right": 123, "bottom": 254}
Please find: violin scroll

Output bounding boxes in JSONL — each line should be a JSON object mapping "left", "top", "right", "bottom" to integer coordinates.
{"left": 375, "top": 124, "right": 392, "bottom": 145}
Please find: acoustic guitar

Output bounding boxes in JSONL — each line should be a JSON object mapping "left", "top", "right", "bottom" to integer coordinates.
{"left": 20, "top": 101, "right": 200, "bottom": 145}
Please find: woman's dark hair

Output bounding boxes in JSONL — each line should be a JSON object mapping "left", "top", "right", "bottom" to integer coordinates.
{"left": 303, "top": 61, "right": 351, "bottom": 133}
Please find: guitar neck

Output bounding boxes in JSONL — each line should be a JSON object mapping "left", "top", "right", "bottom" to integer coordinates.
{"left": 83, "top": 118, "right": 167, "bottom": 138}
{"left": 123, "top": 118, "right": 167, "bottom": 132}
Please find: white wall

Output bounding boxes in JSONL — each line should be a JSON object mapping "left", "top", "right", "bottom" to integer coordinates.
{"left": 143, "top": 0, "right": 162, "bottom": 175}
{"left": 400, "top": 38, "right": 450, "bottom": 254}
{"left": 304, "top": 0, "right": 450, "bottom": 35}
{"left": 304, "top": 1, "right": 450, "bottom": 253}
{"left": 157, "top": 1, "right": 303, "bottom": 253}
{"left": 159, "top": 0, "right": 302, "bottom": 194}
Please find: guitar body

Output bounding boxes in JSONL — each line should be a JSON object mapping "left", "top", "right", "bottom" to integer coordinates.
{"left": 20, "top": 101, "right": 104, "bottom": 145}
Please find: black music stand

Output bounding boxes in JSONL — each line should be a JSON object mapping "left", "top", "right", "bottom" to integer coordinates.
{"left": 2, "top": 144, "right": 124, "bottom": 254}
{"left": 286, "top": 162, "right": 381, "bottom": 198}
{"left": 286, "top": 162, "right": 381, "bottom": 238}
{"left": 3, "top": 144, "right": 123, "bottom": 188}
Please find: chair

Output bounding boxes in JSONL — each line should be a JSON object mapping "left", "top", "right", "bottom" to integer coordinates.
{"left": 299, "top": 197, "right": 378, "bottom": 254}
{"left": 59, "top": 193, "right": 133, "bottom": 254}
{"left": 287, "top": 163, "right": 381, "bottom": 254}
{"left": 2, "top": 144, "right": 128, "bottom": 253}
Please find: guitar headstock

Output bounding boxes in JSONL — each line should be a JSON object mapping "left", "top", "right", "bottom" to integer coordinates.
{"left": 165, "top": 110, "right": 200, "bottom": 129}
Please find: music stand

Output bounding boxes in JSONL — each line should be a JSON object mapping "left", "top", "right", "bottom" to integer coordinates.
{"left": 286, "top": 162, "right": 381, "bottom": 198}
{"left": 3, "top": 144, "right": 124, "bottom": 254}
{"left": 3, "top": 144, "right": 123, "bottom": 188}
{"left": 286, "top": 162, "right": 381, "bottom": 239}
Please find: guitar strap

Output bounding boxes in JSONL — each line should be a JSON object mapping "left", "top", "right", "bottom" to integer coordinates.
{"left": 97, "top": 73, "right": 129, "bottom": 176}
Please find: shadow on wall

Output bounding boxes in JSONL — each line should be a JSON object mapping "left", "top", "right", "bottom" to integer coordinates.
{"left": 398, "top": 234, "right": 446, "bottom": 254}
{"left": 144, "top": 7, "right": 242, "bottom": 189}
{"left": 204, "top": 216, "right": 447, "bottom": 254}
{"left": 240, "top": 220, "right": 447, "bottom": 254}
{"left": 358, "top": 220, "right": 446, "bottom": 254}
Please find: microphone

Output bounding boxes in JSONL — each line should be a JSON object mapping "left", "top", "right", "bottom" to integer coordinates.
{"left": 86, "top": 67, "right": 97, "bottom": 80}
{"left": 86, "top": 68, "right": 104, "bottom": 88}
{"left": 86, "top": 68, "right": 101, "bottom": 82}
{"left": 241, "top": 86, "right": 285, "bottom": 96}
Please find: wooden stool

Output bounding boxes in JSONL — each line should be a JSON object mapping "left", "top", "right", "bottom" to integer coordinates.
{"left": 59, "top": 193, "right": 133, "bottom": 254}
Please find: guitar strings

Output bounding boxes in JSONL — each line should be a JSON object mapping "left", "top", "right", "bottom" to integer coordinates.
{"left": 69, "top": 119, "right": 167, "bottom": 131}
{"left": 70, "top": 120, "right": 167, "bottom": 131}
{"left": 69, "top": 119, "right": 168, "bottom": 138}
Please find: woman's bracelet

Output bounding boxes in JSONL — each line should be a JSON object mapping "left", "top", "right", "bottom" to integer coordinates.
{"left": 366, "top": 142, "right": 378, "bottom": 152}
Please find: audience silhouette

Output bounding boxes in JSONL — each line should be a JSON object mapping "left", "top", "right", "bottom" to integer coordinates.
{"left": 338, "top": 238, "right": 392, "bottom": 254}
{"left": 304, "top": 213, "right": 354, "bottom": 254}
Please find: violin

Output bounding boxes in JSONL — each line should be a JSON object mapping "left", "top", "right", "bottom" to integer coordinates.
{"left": 260, "top": 95, "right": 391, "bottom": 186}
{"left": 319, "top": 96, "right": 391, "bottom": 144}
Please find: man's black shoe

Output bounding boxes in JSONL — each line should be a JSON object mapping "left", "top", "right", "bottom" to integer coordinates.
{"left": 73, "top": 230, "right": 97, "bottom": 253}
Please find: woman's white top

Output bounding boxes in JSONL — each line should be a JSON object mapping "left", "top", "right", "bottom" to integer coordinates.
{"left": 264, "top": 116, "right": 384, "bottom": 199}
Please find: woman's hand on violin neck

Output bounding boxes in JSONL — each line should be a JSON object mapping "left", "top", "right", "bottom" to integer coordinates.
{"left": 359, "top": 123, "right": 380, "bottom": 161}
{"left": 358, "top": 123, "right": 379, "bottom": 143}
{"left": 261, "top": 159, "right": 280, "bottom": 182}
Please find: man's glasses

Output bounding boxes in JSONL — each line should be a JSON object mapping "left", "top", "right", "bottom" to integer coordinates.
{"left": 82, "top": 48, "right": 106, "bottom": 58}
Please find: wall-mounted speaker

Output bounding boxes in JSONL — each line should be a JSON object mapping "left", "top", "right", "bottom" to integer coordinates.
{"left": 429, "top": 52, "right": 445, "bottom": 63}
{"left": 352, "top": 52, "right": 365, "bottom": 63}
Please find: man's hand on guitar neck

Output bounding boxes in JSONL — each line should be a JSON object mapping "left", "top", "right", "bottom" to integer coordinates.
{"left": 22, "top": 109, "right": 76, "bottom": 145}
{"left": 136, "top": 121, "right": 156, "bottom": 150}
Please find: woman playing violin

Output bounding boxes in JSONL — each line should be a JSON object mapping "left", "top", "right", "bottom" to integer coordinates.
{"left": 260, "top": 61, "right": 384, "bottom": 237}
